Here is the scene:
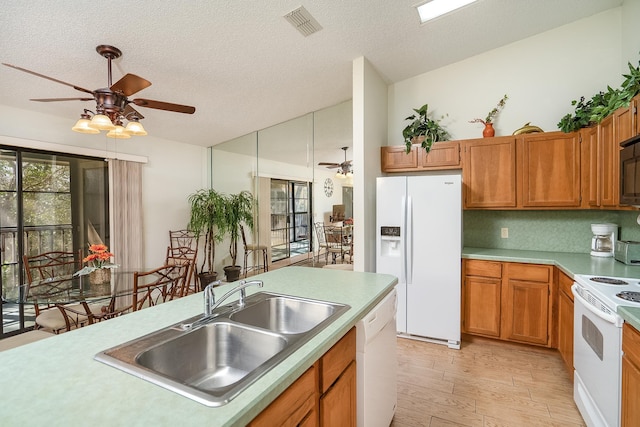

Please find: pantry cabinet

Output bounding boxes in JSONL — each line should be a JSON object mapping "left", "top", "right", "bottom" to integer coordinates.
{"left": 462, "top": 259, "right": 553, "bottom": 347}
{"left": 381, "top": 141, "right": 460, "bottom": 172}
{"left": 622, "top": 322, "right": 640, "bottom": 427}
{"left": 557, "top": 270, "right": 574, "bottom": 375}
{"left": 249, "top": 328, "right": 356, "bottom": 427}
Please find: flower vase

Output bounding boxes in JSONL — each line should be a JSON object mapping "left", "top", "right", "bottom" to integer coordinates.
{"left": 89, "top": 268, "right": 110, "bottom": 285}
{"left": 482, "top": 123, "right": 495, "bottom": 138}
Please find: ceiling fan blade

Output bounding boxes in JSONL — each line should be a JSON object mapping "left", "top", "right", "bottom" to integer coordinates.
{"left": 30, "top": 97, "right": 94, "bottom": 102}
{"left": 318, "top": 162, "right": 339, "bottom": 166}
{"left": 132, "top": 98, "right": 195, "bottom": 114}
{"left": 123, "top": 103, "right": 145, "bottom": 120}
{"left": 2, "top": 63, "right": 94, "bottom": 94}
{"left": 111, "top": 73, "right": 151, "bottom": 96}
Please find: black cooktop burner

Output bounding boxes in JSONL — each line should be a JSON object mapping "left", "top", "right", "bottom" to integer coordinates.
{"left": 590, "top": 277, "right": 629, "bottom": 285}
{"left": 617, "top": 291, "right": 640, "bottom": 302}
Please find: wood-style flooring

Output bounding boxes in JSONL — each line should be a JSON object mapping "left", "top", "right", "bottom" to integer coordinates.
{"left": 391, "top": 335, "right": 585, "bottom": 427}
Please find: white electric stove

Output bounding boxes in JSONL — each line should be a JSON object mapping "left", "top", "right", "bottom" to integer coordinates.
{"left": 572, "top": 273, "right": 640, "bottom": 427}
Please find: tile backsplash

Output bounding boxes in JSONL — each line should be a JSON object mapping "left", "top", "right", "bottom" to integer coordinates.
{"left": 463, "top": 210, "right": 640, "bottom": 253}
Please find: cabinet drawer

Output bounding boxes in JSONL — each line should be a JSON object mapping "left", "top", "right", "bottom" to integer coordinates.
{"left": 623, "top": 323, "right": 640, "bottom": 367}
{"left": 249, "top": 365, "right": 317, "bottom": 426}
{"left": 558, "top": 270, "right": 574, "bottom": 301}
{"left": 507, "top": 263, "right": 551, "bottom": 283}
{"left": 465, "top": 259, "right": 502, "bottom": 278}
{"left": 320, "top": 328, "right": 356, "bottom": 393}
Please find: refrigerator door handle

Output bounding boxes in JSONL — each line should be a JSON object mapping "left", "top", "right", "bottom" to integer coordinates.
{"left": 406, "top": 195, "right": 412, "bottom": 285}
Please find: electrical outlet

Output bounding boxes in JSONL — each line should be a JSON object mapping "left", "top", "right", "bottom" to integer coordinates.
{"left": 501, "top": 228, "right": 509, "bottom": 238}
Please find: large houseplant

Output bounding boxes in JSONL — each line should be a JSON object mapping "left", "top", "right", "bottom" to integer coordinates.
{"left": 221, "top": 190, "right": 255, "bottom": 282}
{"left": 187, "top": 188, "right": 225, "bottom": 286}
{"left": 402, "top": 103, "right": 450, "bottom": 154}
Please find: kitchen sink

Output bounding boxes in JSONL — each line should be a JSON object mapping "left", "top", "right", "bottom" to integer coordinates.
{"left": 229, "top": 294, "right": 341, "bottom": 334}
{"left": 95, "top": 292, "right": 349, "bottom": 406}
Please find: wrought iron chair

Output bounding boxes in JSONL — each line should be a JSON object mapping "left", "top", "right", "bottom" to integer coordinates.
{"left": 22, "top": 250, "right": 93, "bottom": 333}
{"left": 314, "top": 222, "right": 330, "bottom": 263}
{"left": 165, "top": 245, "right": 199, "bottom": 295}
{"left": 131, "top": 264, "right": 189, "bottom": 312}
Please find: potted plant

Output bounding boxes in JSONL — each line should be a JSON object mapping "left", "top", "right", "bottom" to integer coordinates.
{"left": 187, "top": 188, "right": 225, "bottom": 287}
{"left": 402, "top": 103, "right": 450, "bottom": 154}
{"left": 221, "top": 190, "right": 255, "bottom": 282}
{"left": 558, "top": 57, "right": 640, "bottom": 133}
{"left": 469, "top": 94, "right": 508, "bottom": 137}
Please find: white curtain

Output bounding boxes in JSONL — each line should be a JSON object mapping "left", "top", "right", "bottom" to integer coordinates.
{"left": 109, "top": 159, "right": 143, "bottom": 307}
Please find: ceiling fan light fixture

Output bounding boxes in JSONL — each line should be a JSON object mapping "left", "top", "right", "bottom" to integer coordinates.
{"left": 89, "top": 114, "right": 116, "bottom": 130}
{"left": 106, "top": 125, "right": 131, "bottom": 139}
{"left": 72, "top": 112, "right": 100, "bottom": 134}
{"left": 125, "top": 119, "right": 147, "bottom": 136}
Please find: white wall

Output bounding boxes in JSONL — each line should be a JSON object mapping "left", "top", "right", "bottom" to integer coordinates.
{"left": 0, "top": 104, "right": 208, "bottom": 267}
{"left": 353, "top": 56, "right": 388, "bottom": 273}
{"left": 387, "top": 8, "right": 624, "bottom": 143}
{"left": 622, "top": 0, "right": 640, "bottom": 68}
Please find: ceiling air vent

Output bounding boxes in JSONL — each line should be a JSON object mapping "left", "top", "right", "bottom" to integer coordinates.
{"left": 284, "top": 6, "right": 322, "bottom": 37}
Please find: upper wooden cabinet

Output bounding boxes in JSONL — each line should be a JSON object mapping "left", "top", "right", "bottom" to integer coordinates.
{"left": 381, "top": 141, "right": 460, "bottom": 172}
{"left": 518, "top": 131, "right": 581, "bottom": 208}
{"left": 462, "top": 136, "right": 517, "bottom": 208}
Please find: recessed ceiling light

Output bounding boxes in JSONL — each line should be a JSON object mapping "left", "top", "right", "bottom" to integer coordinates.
{"left": 415, "top": 0, "right": 478, "bottom": 23}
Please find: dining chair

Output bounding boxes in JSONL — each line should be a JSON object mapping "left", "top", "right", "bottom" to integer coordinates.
{"left": 165, "top": 245, "right": 199, "bottom": 294}
{"left": 23, "top": 250, "right": 93, "bottom": 333}
{"left": 240, "top": 225, "right": 268, "bottom": 278}
{"left": 314, "top": 222, "right": 330, "bottom": 263}
{"left": 131, "top": 264, "right": 189, "bottom": 312}
{"left": 169, "top": 229, "right": 197, "bottom": 250}
{"left": 323, "top": 224, "right": 352, "bottom": 264}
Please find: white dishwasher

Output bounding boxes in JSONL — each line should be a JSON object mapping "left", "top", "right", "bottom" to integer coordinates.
{"left": 356, "top": 289, "right": 397, "bottom": 427}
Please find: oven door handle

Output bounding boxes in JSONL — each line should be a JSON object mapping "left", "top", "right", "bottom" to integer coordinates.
{"left": 572, "top": 284, "right": 623, "bottom": 327}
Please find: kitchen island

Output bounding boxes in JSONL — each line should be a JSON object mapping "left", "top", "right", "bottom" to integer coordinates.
{"left": 0, "top": 267, "right": 397, "bottom": 426}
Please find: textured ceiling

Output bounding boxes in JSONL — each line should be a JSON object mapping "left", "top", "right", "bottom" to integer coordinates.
{"left": 0, "top": 0, "right": 622, "bottom": 148}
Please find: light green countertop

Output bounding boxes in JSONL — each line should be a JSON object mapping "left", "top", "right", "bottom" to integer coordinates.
{"left": 463, "top": 247, "right": 640, "bottom": 330}
{"left": 0, "top": 267, "right": 397, "bottom": 427}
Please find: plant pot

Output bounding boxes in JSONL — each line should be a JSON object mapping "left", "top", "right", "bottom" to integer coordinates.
{"left": 89, "top": 268, "right": 110, "bottom": 285}
{"left": 482, "top": 123, "right": 495, "bottom": 138}
{"left": 198, "top": 271, "right": 218, "bottom": 288}
{"left": 411, "top": 135, "right": 426, "bottom": 145}
{"left": 224, "top": 265, "right": 242, "bottom": 282}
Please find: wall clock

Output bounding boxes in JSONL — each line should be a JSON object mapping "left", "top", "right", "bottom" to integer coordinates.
{"left": 324, "top": 178, "right": 334, "bottom": 197}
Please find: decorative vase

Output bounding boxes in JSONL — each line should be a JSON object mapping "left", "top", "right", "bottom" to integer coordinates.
{"left": 89, "top": 268, "right": 110, "bottom": 285}
{"left": 482, "top": 123, "right": 495, "bottom": 138}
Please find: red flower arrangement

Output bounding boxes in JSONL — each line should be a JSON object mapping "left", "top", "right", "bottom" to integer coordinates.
{"left": 74, "top": 244, "right": 118, "bottom": 276}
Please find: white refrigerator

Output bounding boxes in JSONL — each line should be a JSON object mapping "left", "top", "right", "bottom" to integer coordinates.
{"left": 376, "top": 173, "right": 462, "bottom": 349}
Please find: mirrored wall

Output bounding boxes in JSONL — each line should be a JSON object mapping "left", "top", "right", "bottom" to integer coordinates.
{"left": 211, "top": 100, "right": 352, "bottom": 273}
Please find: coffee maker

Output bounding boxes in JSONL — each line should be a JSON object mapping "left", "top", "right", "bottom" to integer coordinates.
{"left": 590, "top": 223, "right": 618, "bottom": 257}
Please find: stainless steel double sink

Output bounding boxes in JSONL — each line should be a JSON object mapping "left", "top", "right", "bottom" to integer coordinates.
{"left": 95, "top": 292, "right": 350, "bottom": 406}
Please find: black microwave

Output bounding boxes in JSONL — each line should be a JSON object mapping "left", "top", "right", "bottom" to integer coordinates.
{"left": 620, "top": 134, "right": 640, "bottom": 206}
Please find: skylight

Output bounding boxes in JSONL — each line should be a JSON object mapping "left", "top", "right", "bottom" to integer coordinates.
{"left": 416, "top": 0, "right": 478, "bottom": 23}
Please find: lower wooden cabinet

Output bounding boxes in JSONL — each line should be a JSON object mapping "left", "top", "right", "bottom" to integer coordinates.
{"left": 622, "top": 323, "right": 640, "bottom": 427}
{"left": 462, "top": 259, "right": 553, "bottom": 347}
{"left": 250, "top": 327, "right": 356, "bottom": 427}
{"left": 557, "top": 270, "right": 574, "bottom": 374}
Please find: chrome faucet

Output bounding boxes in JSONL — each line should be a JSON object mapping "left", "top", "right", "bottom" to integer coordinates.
{"left": 204, "top": 279, "right": 264, "bottom": 316}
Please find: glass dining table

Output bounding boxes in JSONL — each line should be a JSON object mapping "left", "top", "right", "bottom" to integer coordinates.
{"left": 2, "top": 268, "right": 170, "bottom": 326}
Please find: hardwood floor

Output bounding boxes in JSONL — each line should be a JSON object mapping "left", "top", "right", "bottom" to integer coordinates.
{"left": 391, "top": 335, "right": 585, "bottom": 427}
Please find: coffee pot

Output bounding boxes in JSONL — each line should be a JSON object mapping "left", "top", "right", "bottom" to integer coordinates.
{"left": 590, "top": 223, "right": 618, "bottom": 257}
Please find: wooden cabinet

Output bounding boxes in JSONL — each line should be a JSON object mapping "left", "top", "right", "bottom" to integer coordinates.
{"left": 557, "top": 270, "right": 574, "bottom": 375}
{"left": 462, "top": 136, "right": 517, "bottom": 208}
{"left": 319, "top": 327, "right": 356, "bottom": 427}
{"left": 462, "top": 259, "right": 553, "bottom": 347}
{"left": 622, "top": 323, "right": 640, "bottom": 426}
{"left": 462, "top": 259, "right": 502, "bottom": 337}
{"left": 380, "top": 141, "right": 460, "bottom": 172}
{"left": 249, "top": 366, "right": 317, "bottom": 427}
{"left": 518, "top": 131, "right": 581, "bottom": 208}
{"left": 250, "top": 327, "right": 356, "bottom": 427}
{"left": 581, "top": 126, "right": 600, "bottom": 207}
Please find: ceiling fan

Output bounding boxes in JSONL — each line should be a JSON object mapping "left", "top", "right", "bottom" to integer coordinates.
{"left": 319, "top": 146, "right": 353, "bottom": 176}
{"left": 2, "top": 45, "right": 196, "bottom": 137}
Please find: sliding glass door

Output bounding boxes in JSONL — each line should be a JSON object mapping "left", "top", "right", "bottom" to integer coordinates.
{"left": 269, "top": 179, "right": 311, "bottom": 263}
{"left": 0, "top": 148, "right": 109, "bottom": 337}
